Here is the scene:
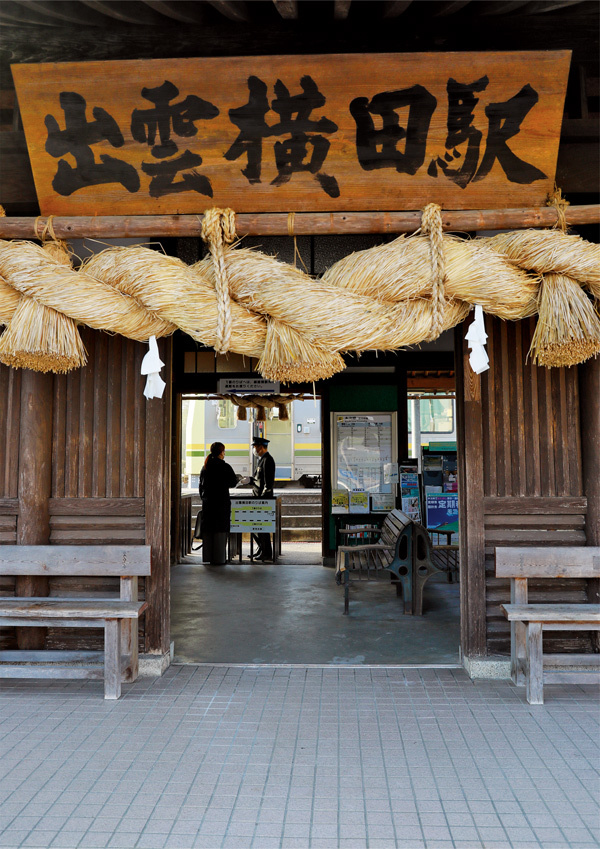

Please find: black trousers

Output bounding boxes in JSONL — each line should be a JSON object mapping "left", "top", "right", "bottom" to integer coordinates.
{"left": 252, "top": 532, "right": 273, "bottom": 560}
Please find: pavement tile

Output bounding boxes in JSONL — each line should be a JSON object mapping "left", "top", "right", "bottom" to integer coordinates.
{"left": 1, "top": 667, "right": 598, "bottom": 849}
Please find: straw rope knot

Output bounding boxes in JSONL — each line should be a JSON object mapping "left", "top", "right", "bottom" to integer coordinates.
{"left": 201, "top": 207, "right": 237, "bottom": 354}
{"left": 421, "top": 203, "right": 447, "bottom": 341}
{"left": 547, "top": 185, "right": 570, "bottom": 234}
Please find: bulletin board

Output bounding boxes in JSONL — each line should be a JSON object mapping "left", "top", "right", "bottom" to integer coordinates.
{"left": 331, "top": 413, "right": 397, "bottom": 496}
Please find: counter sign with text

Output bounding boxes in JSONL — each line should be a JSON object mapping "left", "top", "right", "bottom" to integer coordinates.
{"left": 230, "top": 499, "right": 276, "bottom": 533}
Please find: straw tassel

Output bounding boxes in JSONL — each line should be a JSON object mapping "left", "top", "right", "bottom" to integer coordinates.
{"left": 529, "top": 273, "right": 600, "bottom": 367}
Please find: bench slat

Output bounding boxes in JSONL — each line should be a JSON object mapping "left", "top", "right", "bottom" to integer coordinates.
{"left": 0, "top": 599, "right": 147, "bottom": 619}
{"left": 0, "top": 545, "right": 151, "bottom": 576}
{"left": 495, "top": 547, "right": 600, "bottom": 579}
{"left": 502, "top": 603, "right": 600, "bottom": 623}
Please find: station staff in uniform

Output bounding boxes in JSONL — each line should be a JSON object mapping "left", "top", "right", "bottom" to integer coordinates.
{"left": 251, "top": 437, "right": 275, "bottom": 561}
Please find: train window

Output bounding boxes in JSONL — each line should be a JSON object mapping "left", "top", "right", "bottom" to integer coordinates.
{"left": 407, "top": 397, "right": 454, "bottom": 434}
{"left": 217, "top": 400, "right": 237, "bottom": 429}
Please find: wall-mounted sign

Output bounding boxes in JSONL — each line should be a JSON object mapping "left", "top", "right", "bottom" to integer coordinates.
{"left": 230, "top": 498, "right": 276, "bottom": 533}
{"left": 12, "top": 51, "right": 570, "bottom": 215}
{"left": 426, "top": 493, "right": 459, "bottom": 530}
{"left": 217, "top": 379, "right": 280, "bottom": 393}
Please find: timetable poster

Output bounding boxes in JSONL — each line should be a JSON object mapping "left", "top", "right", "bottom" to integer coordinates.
{"left": 334, "top": 414, "right": 395, "bottom": 494}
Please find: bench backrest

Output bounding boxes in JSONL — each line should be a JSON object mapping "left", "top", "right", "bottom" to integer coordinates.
{"left": 0, "top": 545, "right": 151, "bottom": 576}
{"left": 496, "top": 546, "right": 600, "bottom": 579}
{"left": 380, "top": 509, "right": 411, "bottom": 546}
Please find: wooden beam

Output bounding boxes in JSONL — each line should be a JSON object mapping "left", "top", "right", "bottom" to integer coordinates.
{"left": 78, "top": 0, "right": 167, "bottom": 25}
{"left": 334, "top": 0, "right": 352, "bottom": 19}
{"left": 208, "top": 1, "right": 248, "bottom": 22}
{"left": 142, "top": 1, "right": 206, "bottom": 23}
{"left": 0, "top": 205, "right": 597, "bottom": 239}
{"left": 273, "top": 0, "right": 298, "bottom": 19}
{"left": 383, "top": 1, "right": 413, "bottom": 17}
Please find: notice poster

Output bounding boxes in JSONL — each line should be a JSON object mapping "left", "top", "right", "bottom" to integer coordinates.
{"left": 371, "top": 493, "right": 395, "bottom": 513}
{"left": 400, "top": 469, "right": 421, "bottom": 522}
{"left": 230, "top": 499, "right": 276, "bottom": 533}
{"left": 425, "top": 493, "right": 459, "bottom": 530}
{"left": 349, "top": 491, "right": 369, "bottom": 513}
{"left": 332, "top": 490, "right": 349, "bottom": 514}
{"left": 333, "top": 413, "right": 396, "bottom": 494}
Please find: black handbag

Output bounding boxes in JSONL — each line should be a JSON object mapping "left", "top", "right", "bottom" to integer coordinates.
{"left": 192, "top": 511, "right": 202, "bottom": 551}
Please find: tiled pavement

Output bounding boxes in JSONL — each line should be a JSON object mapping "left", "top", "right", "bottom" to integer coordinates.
{"left": 0, "top": 666, "right": 598, "bottom": 849}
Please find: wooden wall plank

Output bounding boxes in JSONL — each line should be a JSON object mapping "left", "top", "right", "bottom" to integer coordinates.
{"left": 49, "top": 498, "right": 145, "bottom": 515}
{"left": 121, "top": 339, "right": 136, "bottom": 497}
{"left": 525, "top": 318, "right": 541, "bottom": 495}
{"left": 514, "top": 323, "right": 526, "bottom": 496}
{"left": 78, "top": 332, "right": 94, "bottom": 497}
{"left": 64, "top": 368, "right": 80, "bottom": 498}
{"left": 92, "top": 331, "right": 108, "bottom": 498}
{"left": 484, "top": 496, "right": 587, "bottom": 513}
{"left": 1, "top": 368, "right": 21, "bottom": 499}
{"left": 482, "top": 318, "right": 496, "bottom": 497}
{"left": 106, "top": 336, "right": 122, "bottom": 498}
{"left": 568, "top": 364, "right": 583, "bottom": 496}
{"left": 52, "top": 374, "right": 66, "bottom": 498}
{"left": 134, "top": 341, "right": 145, "bottom": 498}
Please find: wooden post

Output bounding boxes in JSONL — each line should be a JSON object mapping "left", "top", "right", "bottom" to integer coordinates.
{"left": 16, "top": 369, "right": 53, "bottom": 649}
{"left": 144, "top": 337, "right": 172, "bottom": 656}
{"left": 320, "top": 384, "right": 332, "bottom": 561}
{"left": 170, "top": 392, "right": 182, "bottom": 567}
{"left": 455, "top": 324, "right": 487, "bottom": 659}
{"left": 580, "top": 357, "right": 600, "bottom": 650}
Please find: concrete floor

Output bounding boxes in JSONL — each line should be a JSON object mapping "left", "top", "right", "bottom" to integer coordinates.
{"left": 171, "top": 544, "right": 460, "bottom": 665}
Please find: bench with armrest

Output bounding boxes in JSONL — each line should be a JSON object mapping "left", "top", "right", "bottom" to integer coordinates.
{"left": 0, "top": 545, "right": 151, "bottom": 699}
{"left": 335, "top": 509, "right": 444, "bottom": 615}
{"left": 496, "top": 546, "right": 600, "bottom": 704}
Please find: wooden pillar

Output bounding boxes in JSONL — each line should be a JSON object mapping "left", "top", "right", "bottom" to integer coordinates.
{"left": 320, "top": 383, "right": 332, "bottom": 560}
{"left": 144, "top": 337, "right": 172, "bottom": 655}
{"left": 580, "top": 357, "right": 600, "bottom": 649}
{"left": 395, "top": 363, "right": 408, "bottom": 473}
{"left": 170, "top": 392, "right": 182, "bottom": 566}
{"left": 16, "top": 369, "right": 53, "bottom": 649}
{"left": 455, "top": 325, "right": 486, "bottom": 658}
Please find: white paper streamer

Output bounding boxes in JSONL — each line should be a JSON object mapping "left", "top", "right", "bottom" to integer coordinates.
{"left": 141, "top": 335, "right": 166, "bottom": 399}
{"left": 465, "top": 305, "right": 489, "bottom": 374}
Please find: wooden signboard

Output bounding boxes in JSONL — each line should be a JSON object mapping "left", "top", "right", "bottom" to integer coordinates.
{"left": 12, "top": 51, "right": 571, "bottom": 215}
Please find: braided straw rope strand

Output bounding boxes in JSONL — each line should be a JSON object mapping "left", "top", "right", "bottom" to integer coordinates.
{"left": 201, "top": 207, "right": 237, "bottom": 354}
{"left": 420, "top": 203, "right": 447, "bottom": 341}
{"left": 0, "top": 206, "right": 598, "bottom": 377}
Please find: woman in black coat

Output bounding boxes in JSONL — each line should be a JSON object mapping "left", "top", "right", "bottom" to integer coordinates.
{"left": 199, "top": 442, "right": 238, "bottom": 564}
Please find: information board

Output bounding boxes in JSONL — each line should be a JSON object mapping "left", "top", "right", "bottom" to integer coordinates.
{"left": 332, "top": 413, "right": 397, "bottom": 496}
{"left": 425, "top": 493, "right": 459, "bottom": 530}
{"left": 230, "top": 498, "right": 276, "bottom": 533}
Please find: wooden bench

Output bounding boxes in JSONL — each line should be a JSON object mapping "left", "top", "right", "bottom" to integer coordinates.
{"left": 496, "top": 546, "right": 600, "bottom": 704}
{"left": 335, "top": 509, "right": 443, "bottom": 615}
{"left": 0, "top": 545, "right": 151, "bottom": 699}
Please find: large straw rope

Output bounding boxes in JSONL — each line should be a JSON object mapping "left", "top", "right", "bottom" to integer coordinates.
{"left": 0, "top": 207, "right": 598, "bottom": 380}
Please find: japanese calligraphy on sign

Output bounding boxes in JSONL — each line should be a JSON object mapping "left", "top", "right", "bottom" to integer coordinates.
{"left": 11, "top": 52, "right": 570, "bottom": 215}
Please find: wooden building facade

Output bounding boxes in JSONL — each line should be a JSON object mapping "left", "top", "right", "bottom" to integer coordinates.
{"left": 0, "top": 0, "right": 599, "bottom": 673}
